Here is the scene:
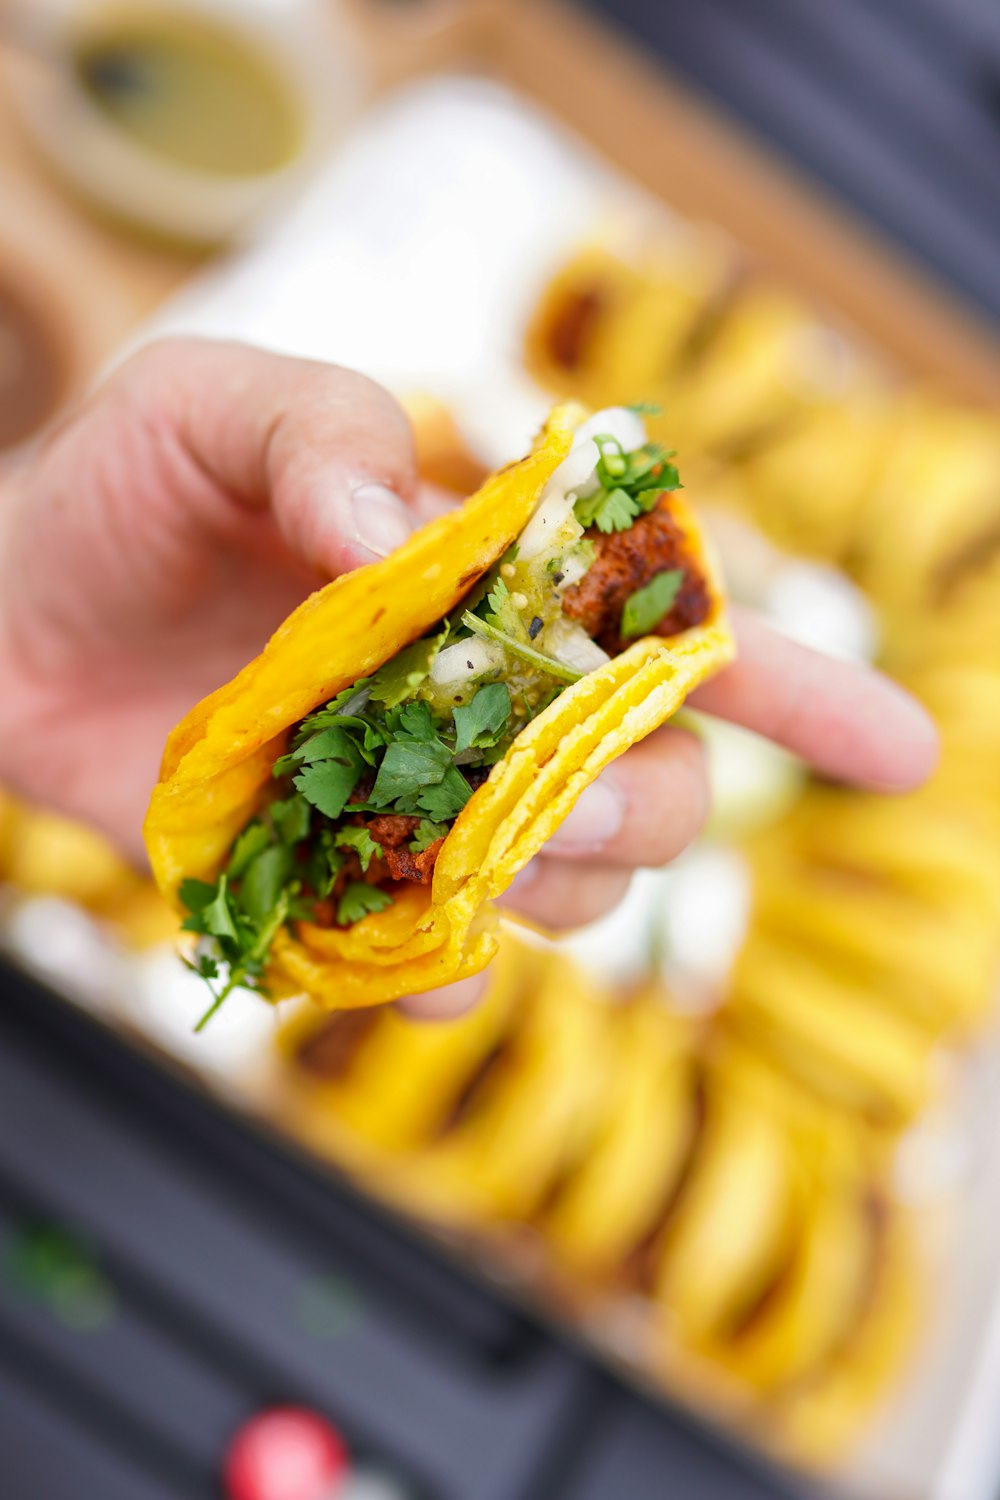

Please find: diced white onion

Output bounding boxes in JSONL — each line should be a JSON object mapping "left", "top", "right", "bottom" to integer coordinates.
{"left": 540, "top": 444, "right": 601, "bottom": 506}
{"left": 517, "top": 489, "right": 579, "bottom": 560}
{"left": 542, "top": 617, "right": 611, "bottom": 675}
{"left": 519, "top": 406, "right": 647, "bottom": 560}
{"left": 553, "top": 549, "right": 592, "bottom": 590}
{"left": 429, "top": 637, "right": 506, "bottom": 686}
{"left": 572, "top": 405, "right": 647, "bottom": 454}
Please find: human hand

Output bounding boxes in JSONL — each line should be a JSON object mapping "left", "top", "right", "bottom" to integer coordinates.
{"left": 0, "top": 339, "right": 938, "bottom": 1013}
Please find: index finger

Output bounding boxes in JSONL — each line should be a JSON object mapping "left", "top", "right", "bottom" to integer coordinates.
{"left": 690, "top": 606, "right": 939, "bottom": 792}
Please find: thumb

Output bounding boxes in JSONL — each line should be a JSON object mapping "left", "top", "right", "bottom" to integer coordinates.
{"left": 124, "top": 337, "right": 421, "bottom": 576}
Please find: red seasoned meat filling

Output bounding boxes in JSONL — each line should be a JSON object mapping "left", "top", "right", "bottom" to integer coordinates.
{"left": 562, "top": 494, "right": 711, "bottom": 655}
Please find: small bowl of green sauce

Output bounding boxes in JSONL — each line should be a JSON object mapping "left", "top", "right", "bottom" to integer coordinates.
{"left": 6, "top": 0, "right": 363, "bottom": 244}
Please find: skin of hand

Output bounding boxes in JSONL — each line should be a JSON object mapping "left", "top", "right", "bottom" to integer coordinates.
{"left": 0, "top": 339, "right": 939, "bottom": 1017}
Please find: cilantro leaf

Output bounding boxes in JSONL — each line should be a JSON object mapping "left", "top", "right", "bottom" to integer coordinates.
{"left": 275, "top": 718, "right": 373, "bottom": 779}
{"left": 484, "top": 574, "right": 510, "bottom": 627}
{"left": 334, "top": 825, "right": 380, "bottom": 874}
{"left": 271, "top": 794, "right": 311, "bottom": 846}
{"left": 573, "top": 435, "right": 682, "bottom": 536}
{"left": 337, "top": 882, "right": 393, "bottom": 926}
{"left": 368, "top": 625, "right": 448, "bottom": 709}
{"left": 410, "top": 819, "right": 448, "bottom": 853}
{"left": 392, "top": 700, "right": 439, "bottom": 741}
{"left": 293, "top": 739, "right": 364, "bottom": 820}
{"left": 192, "top": 887, "right": 292, "bottom": 1033}
{"left": 371, "top": 737, "right": 452, "bottom": 806}
{"left": 575, "top": 486, "right": 639, "bottom": 534}
{"left": 620, "top": 569, "right": 684, "bottom": 640}
{"left": 187, "top": 953, "right": 220, "bottom": 982}
{"left": 294, "top": 679, "right": 373, "bottom": 743}
{"left": 178, "top": 877, "right": 218, "bottom": 914}
{"left": 240, "top": 844, "right": 295, "bottom": 923}
{"left": 627, "top": 445, "right": 680, "bottom": 490}
{"left": 306, "top": 831, "right": 345, "bottom": 898}
{"left": 227, "top": 821, "right": 272, "bottom": 880}
{"left": 453, "top": 683, "right": 512, "bottom": 754}
{"left": 413, "top": 765, "right": 473, "bottom": 821}
{"left": 296, "top": 724, "right": 368, "bottom": 764}
{"left": 200, "top": 876, "right": 240, "bottom": 943}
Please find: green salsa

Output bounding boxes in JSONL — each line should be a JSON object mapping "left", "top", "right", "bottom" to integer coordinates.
{"left": 73, "top": 11, "right": 303, "bottom": 177}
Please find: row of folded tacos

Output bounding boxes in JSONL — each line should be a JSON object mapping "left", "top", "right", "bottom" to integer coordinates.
{"left": 262, "top": 936, "right": 915, "bottom": 1466}
{"left": 527, "top": 233, "right": 1000, "bottom": 1135}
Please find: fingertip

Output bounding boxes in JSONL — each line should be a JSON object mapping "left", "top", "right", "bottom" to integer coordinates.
{"left": 396, "top": 970, "right": 490, "bottom": 1021}
{"left": 861, "top": 679, "right": 941, "bottom": 792}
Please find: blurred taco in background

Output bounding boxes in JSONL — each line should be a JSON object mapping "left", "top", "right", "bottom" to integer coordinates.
{"left": 144, "top": 402, "right": 733, "bottom": 1025}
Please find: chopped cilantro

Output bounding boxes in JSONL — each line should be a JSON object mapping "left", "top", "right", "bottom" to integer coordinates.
{"left": 465, "top": 568, "right": 525, "bottom": 639}
{"left": 453, "top": 683, "right": 511, "bottom": 755}
{"left": 337, "top": 883, "right": 393, "bottom": 927}
{"left": 621, "top": 569, "right": 684, "bottom": 640}
{"left": 574, "top": 435, "right": 681, "bottom": 535}
{"left": 227, "top": 821, "right": 271, "bottom": 880}
{"left": 411, "top": 765, "right": 473, "bottom": 821}
{"left": 485, "top": 574, "right": 509, "bottom": 621}
{"left": 392, "top": 701, "right": 439, "bottom": 741}
{"left": 371, "top": 736, "right": 452, "bottom": 806}
{"left": 181, "top": 869, "right": 294, "bottom": 1033}
{"left": 271, "top": 794, "right": 311, "bottom": 845}
{"left": 574, "top": 486, "right": 640, "bottom": 534}
{"left": 240, "top": 844, "right": 295, "bottom": 923}
{"left": 368, "top": 624, "right": 448, "bottom": 709}
{"left": 197, "top": 876, "right": 239, "bottom": 943}
{"left": 178, "top": 877, "right": 219, "bottom": 914}
{"left": 305, "top": 830, "right": 345, "bottom": 898}
{"left": 293, "top": 738, "right": 364, "bottom": 820}
{"left": 333, "top": 825, "right": 380, "bottom": 874}
{"left": 410, "top": 819, "right": 448, "bottom": 853}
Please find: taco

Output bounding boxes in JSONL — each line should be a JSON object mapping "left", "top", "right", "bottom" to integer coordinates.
{"left": 145, "top": 403, "right": 733, "bottom": 1024}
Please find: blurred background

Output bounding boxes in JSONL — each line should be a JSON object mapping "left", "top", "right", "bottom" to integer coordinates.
{"left": 2, "top": 3, "right": 1000, "bottom": 1499}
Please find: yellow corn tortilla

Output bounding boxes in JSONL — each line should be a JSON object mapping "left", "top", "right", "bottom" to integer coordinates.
{"left": 145, "top": 403, "right": 734, "bottom": 1008}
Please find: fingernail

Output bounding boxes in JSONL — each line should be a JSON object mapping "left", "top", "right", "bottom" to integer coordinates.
{"left": 546, "top": 775, "right": 625, "bottom": 854}
{"left": 348, "top": 482, "right": 414, "bottom": 560}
